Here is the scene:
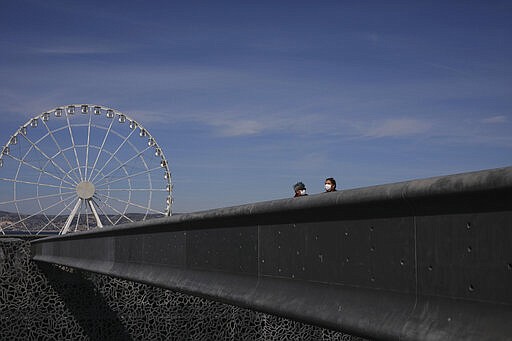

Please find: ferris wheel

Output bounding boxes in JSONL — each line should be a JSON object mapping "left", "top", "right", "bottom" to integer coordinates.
{"left": 0, "top": 104, "right": 172, "bottom": 235}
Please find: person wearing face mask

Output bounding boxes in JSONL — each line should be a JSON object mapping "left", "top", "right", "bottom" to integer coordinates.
{"left": 293, "top": 182, "right": 308, "bottom": 197}
{"left": 324, "top": 177, "right": 337, "bottom": 192}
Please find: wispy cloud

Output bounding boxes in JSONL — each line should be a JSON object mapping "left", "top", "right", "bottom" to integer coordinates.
{"left": 424, "top": 62, "right": 467, "bottom": 76}
{"left": 482, "top": 115, "right": 508, "bottom": 124}
{"left": 363, "top": 33, "right": 381, "bottom": 45}
{"left": 123, "top": 99, "right": 332, "bottom": 137}
{"left": 32, "top": 46, "right": 117, "bottom": 55}
{"left": 360, "top": 118, "right": 432, "bottom": 138}
{"left": 210, "top": 119, "right": 265, "bottom": 136}
{"left": 0, "top": 38, "right": 128, "bottom": 57}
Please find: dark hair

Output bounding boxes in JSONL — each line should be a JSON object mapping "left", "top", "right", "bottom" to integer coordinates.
{"left": 325, "top": 177, "right": 336, "bottom": 187}
{"left": 293, "top": 182, "right": 306, "bottom": 191}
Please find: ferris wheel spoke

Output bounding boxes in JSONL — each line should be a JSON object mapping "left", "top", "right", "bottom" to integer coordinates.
{"left": 95, "top": 192, "right": 164, "bottom": 215}
{"left": 96, "top": 188, "right": 167, "bottom": 191}
{"left": 87, "top": 117, "right": 116, "bottom": 182}
{"left": 92, "top": 144, "right": 153, "bottom": 185}
{"left": 74, "top": 200, "right": 83, "bottom": 232}
{"left": 90, "top": 197, "right": 116, "bottom": 226}
{"left": 61, "top": 199, "right": 81, "bottom": 234}
{"left": 96, "top": 166, "right": 162, "bottom": 188}
{"left": 0, "top": 177, "right": 75, "bottom": 190}
{"left": 5, "top": 154, "right": 78, "bottom": 187}
{"left": 0, "top": 191, "right": 75, "bottom": 205}
{"left": 93, "top": 195, "right": 134, "bottom": 224}
{"left": 18, "top": 132, "right": 79, "bottom": 186}
{"left": 87, "top": 199, "right": 103, "bottom": 228}
{"left": 84, "top": 110, "right": 93, "bottom": 180}
{"left": 85, "top": 200, "right": 90, "bottom": 230}
{"left": 21, "top": 134, "right": 77, "bottom": 185}
{"left": 90, "top": 127, "right": 138, "bottom": 183}
{"left": 36, "top": 196, "right": 78, "bottom": 234}
{"left": 40, "top": 118, "right": 82, "bottom": 184}
{"left": 65, "top": 114, "right": 84, "bottom": 180}
{"left": 2, "top": 193, "right": 76, "bottom": 232}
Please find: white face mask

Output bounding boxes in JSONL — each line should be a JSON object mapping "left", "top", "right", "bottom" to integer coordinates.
{"left": 325, "top": 184, "right": 332, "bottom": 191}
{"left": 300, "top": 189, "right": 306, "bottom": 195}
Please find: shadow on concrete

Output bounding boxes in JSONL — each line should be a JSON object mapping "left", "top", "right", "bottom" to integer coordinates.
{"left": 37, "top": 262, "right": 131, "bottom": 341}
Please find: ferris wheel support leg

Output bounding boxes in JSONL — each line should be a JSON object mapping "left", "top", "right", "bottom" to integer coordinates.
{"left": 88, "top": 199, "right": 103, "bottom": 228}
{"left": 62, "top": 199, "right": 82, "bottom": 235}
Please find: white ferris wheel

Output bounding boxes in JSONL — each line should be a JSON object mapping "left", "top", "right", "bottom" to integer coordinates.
{"left": 0, "top": 104, "right": 172, "bottom": 235}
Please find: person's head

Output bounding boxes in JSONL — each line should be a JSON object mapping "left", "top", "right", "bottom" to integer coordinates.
{"left": 293, "top": 182, "right": 307, "bottom": 197}
{"left": 324, "top": 177, "right": 336, "bottom": 192}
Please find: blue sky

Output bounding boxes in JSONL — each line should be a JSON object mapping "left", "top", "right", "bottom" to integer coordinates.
{"left": 1, "top": 0, "right": 511, "bottom": 213}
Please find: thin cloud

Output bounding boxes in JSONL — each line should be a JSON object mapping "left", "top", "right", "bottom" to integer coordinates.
{"left": 424, "top": 62, "right": 467, "bottom": 76}
{"left": 362, "top": 118, "right": 432, "bottom": 138}
{"left": 482, "top": 115, "right": 508, "bottom": 124}
{"left": 0, "top": 39, "right": 125, "bottom": 56}
{"left": 364, "top": 33, "right": 381, "bottom": 45}
{"left": 32, "top": 46, "right": 116, "bottom": 55}
{"left": 212, "top": 119, "right": 265, "bottom": 137}
{"left": 123, "top": 104, "right": 330, "bottom": 137}
{"left": 185, "top": 110, "right": 271, "bottom": 137}
{"left": 204, "top": 110, "right": 333, "bottom": 137}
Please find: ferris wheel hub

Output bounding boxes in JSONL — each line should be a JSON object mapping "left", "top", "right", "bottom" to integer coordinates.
{"left": 76, "top": 181, "right": 95, "bottom": 199}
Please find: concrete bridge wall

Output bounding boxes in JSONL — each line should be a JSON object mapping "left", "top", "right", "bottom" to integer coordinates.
{"left": 31, "top": 166, "right": 512, "bottom": 340}
{"left": 0, "top": 238, "right": 363, "bottom": 340}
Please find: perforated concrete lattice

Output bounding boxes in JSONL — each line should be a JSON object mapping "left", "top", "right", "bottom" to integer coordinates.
{"left": 0, "top": 239, "right": 367, "bottom": 340}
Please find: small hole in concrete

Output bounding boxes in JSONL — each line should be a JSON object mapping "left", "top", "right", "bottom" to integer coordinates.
{"left": 344, "top": 231, "right": 349, "bottom": 237}
{"left": 467, "top": 246, "right": 472, "bottom": 253}
{"left": 428, "top": 265, "right": 433, "bottom": 271}
{"left": 345, "top": 257, "right": 350, "bottom": 263}
{"left": 469, "top": 284, "right": 475, "bottom": 292}
{"left": 466, "top": 222, "right": 471, "bottom": 230}
{"left": 370, "top": 276, "right": 375, "bottom": 282}
{"left": 508, "top": 263, "right": 512, "bottom": 270}
{"left": 400, "top": 259, "right": 405, "bottom": 266}
{"left": 370, "top": 246, "right": 375, "bottom": 252}
{"left": 370, "top": 226, "right": 374, "bottom": 231}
